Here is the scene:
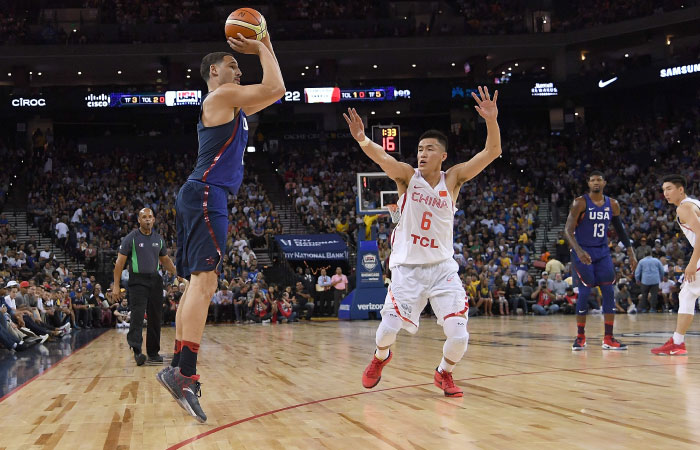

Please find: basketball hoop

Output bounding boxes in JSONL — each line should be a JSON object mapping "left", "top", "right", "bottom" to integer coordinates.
{"left": 386, "top": 204, "right": 401, "bottom": 223}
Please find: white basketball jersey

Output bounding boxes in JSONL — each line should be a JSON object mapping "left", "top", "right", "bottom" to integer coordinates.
{"left": 679, "top": 197, "right": 700, "bottom": 248}
{"left": 389, "top": 169, "right": 456, "bottom": 269}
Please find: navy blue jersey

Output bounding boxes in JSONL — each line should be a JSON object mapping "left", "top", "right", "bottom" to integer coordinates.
{"left": 188, "top": 95, "right": 248, "bottom": 195}
{"left": 574, "top": 194, "right": 612, "bottom": 247}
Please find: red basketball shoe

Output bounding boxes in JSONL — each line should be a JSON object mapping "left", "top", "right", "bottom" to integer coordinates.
{"left": 434, "top": 368, "right": 463, "bottom": 397}
{"left": 602, "top": 336, "right": 628, "bottom": 350}
{"left": 651, "top": 338, "right": 687, "bottom": 356}
{"left": 362, "top": 351, "right": 393, "bottom": 389}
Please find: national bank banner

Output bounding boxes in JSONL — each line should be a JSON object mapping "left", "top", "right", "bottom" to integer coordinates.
{"left": 275, "top": 234, "right": 348, "bottom": 261}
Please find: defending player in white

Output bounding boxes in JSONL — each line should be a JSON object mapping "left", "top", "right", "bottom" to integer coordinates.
{"left": 652, "top": 175, "right": 700, "bottom": 355}
{"left": 343, "top": 86, "right": 501, "bottom": 397}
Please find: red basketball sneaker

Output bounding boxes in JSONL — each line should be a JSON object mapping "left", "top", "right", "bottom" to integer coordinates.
{"left": 571, "top": 336, "right": 586, "bottom": 351}
{"left": 602, "top": 336, "right": 627, "bottom": 350}
{"left": 362, "top": 351, "right": 393, "bottom": 389}
{"left": 651, "top": 338, "right": 687, "bottom": 356}
{"left": 434, "top": 368, "right": 463, "bottom": 397}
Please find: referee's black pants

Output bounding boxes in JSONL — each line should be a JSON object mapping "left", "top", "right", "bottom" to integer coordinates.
{"left": 127, "top": 274, "right": 163, "bottom": 357}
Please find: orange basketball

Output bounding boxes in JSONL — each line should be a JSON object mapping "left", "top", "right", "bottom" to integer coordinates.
{"left": 225, "top": 8, "right": 267, "bottom": 41}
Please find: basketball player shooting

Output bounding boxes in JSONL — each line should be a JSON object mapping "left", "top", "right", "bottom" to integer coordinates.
{"left": 343, "top": 86, "right": 501, "bottom": 397}
{"left": 156, "top": 31, "right": 284, "bottom": 422}
{"left": 651, "top": 175, "right": 700, "bottom": 355}
{"left": 564, "top": 171, "right": 637, "bottom": 351}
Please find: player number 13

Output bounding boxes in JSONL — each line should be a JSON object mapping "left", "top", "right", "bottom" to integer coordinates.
{"left": 593, "top": 223, "right": 605, "bottom": 238}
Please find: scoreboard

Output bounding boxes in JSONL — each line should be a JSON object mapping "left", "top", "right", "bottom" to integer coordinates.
{"left": 115, "top": 93, "right": 166, "bottom": 106}
{"left": 371, "top": 125, "right": 400, "bottom": 153}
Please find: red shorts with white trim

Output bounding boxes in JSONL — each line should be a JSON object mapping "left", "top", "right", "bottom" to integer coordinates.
{"left": 381, "top": 258, "right": 468, "bottom": 334}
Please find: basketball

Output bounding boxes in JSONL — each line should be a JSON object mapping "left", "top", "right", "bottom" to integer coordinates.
{"left": 225, "top": 8, "right": 267, "bottom": 41}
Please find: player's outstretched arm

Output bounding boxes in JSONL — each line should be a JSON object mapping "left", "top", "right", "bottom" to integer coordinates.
{"left": 343, "top": 107, "right": 413, "bottom": 183}
{"left": 563, "top": 197, "right": 591, "bottom": 265}
{"left": 677, "top": 203, "right": 700, "bottom": 283}
{"left": 446, "top": 86, "right": 501, "bottom": 190}
{"left": 216, "top": 33, "right": 285, "bottom": 113}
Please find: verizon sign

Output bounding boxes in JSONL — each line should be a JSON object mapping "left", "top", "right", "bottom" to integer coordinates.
{"left": 11, "top": 97, "right": 46, "bottom": 107}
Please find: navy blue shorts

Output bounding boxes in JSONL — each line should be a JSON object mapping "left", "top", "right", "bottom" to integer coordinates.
{"left": 571, "top": 246, "right": 615, "bottom": 288}
{"left": 175, "top": 180, "right": 228, "bottom": 279}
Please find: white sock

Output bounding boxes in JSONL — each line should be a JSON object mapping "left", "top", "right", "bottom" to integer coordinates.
{"left": 438, "top": 357, "right": 455, "bottom": 374}
{"left": 673, "top": 332, "right": 685, "bottom": 345}
{"left": 375, "top": 347, "right": 390, "bottom": 360}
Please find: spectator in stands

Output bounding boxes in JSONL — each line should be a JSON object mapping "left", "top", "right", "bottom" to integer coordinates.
{"left": 211, "top": 284, "right": 233, "bottom": 323}
{"left": 538, "top": 271, "right": 554, "bottom": 291}
{"left": 615, "top": 281, "right": 635, "bottom": 314}
{"left": 659, "top": 275, "right": 676, "bottom": 312}
{"left": 275, "top": 291, "right": 297, "bottom": 323}
{"left": 293, "top": 281, "right": 314, "bottom": 320}
{"left": 331, "top": 267, "right": 348, "bottom": 316}
{"left": 551, "top": 273, "right": 569, "bottom": 303}
{"left": 531, "top": 280, "right": 559, "bottom": 315}
{"left": 475, "top": 273, "right": 493, "bottom": 316}
{"left": 247, "top": 292, "right": 273, "bottom": 324}
{"left": 562, "top": 286, "right": 577, "bottom": 314}
{"left": 316, "top": 268, "right": 332, "bottom": 316}
{"left": 635, "top": 237, "right": 653, "bottom": 262}
{"left": 635, "top": 251, "right": 664, "bottom": 313}
{"left": 115, "top": 298, "right": 131, "bottom": 328}
{"left": 506, "top": 276, "right": 527, "bottom": 315}
{"left": 545, "top": 255, "right": 565, "bottom": 276}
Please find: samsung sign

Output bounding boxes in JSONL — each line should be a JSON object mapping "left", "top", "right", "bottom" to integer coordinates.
{"left": 660, "top": 62, "right": 700, "bottom": 78}
{"left": 11, "top": 97, "right": 46, "bottom": 107}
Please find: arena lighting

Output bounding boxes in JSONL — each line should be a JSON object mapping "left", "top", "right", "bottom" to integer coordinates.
{"left": 187, "top": 69, "right": 191, "bottom": 72}
{"left": 371, "top": 111, "right": 375, "bottom": 115}
{"left": 7, "top": 72, "right": 10, "bottom": 76}
{"left": 305, "top": 66, "right": 309, "bottom": 69}
{"left": 411, "top": 64, "right": 416, "bottom": 67}
{"left": 301, "top": 72, "right": 305, "bottom": 76}
{"left": 157, "top": 69, "right": 162, "bottom": 73}
{"left": 514, "top": 63, "right": 519, "bottom": 67}
{"left": 373, "top": 64, "right": 377, "bottom": 68}
{"left": 117, "top": 70, "right": 122, "bottom": 74}
{"left": 451, "top": 62, "right": 456, "bottom": 66}
{"left": 77, "top": 71, "right": 82, "bottom": 75}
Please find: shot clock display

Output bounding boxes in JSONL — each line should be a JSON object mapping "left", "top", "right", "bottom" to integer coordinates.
{"left": 371, "top": 125, "right": 400, "bottom": 153}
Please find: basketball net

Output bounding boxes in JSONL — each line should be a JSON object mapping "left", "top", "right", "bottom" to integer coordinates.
{"left": 386, "top": 204, "right": 401, "bottom": 224}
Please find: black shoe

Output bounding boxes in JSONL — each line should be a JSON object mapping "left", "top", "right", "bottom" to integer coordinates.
{"left": 147, "top": 354, "right": 164, "bottom": 364}
{"left": 160, "top": 368, "right": 207, "bottom": 423}
{"left": 134, "top": 352, "right": 147, "bottom": 366}
{"left": 156, "top": 366, "right": 178, "bottom": 400}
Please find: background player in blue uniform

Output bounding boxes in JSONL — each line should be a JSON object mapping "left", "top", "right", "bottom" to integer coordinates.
{"left": 157, "top": 31, "right": 285, "bottom": 422}
{"left": 564, "top": 171, "right": 637, "bottom": 351}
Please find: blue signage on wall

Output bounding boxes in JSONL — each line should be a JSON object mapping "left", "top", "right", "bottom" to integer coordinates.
{"left": 274, "top": 234, "right": 348, "bottom": 261}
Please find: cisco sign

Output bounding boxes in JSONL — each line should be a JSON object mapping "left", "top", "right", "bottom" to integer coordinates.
{"left": 85, "top": 93, "right": 110, "bottom": 108}
{"left": 11, "top": 97, "right": 46, "bottom": 107}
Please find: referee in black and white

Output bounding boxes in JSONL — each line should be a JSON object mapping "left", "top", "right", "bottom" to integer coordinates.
{"left": 113, "top": 208, "right": 177, "bottom": 366}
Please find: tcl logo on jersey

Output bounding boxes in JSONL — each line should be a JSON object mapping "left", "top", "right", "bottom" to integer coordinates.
{"left": 589, "top": 211, "right": 610, "bottom": 220}
{"left": 410, "top": 234, "right": 439, "bottom": 248}
{"left": 11, "top": 97, "right": 46, "bottom": 107}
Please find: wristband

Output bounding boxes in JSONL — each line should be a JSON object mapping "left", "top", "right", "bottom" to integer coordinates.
{"left": 358, "top": 136, "right": 371, "bottom": 147}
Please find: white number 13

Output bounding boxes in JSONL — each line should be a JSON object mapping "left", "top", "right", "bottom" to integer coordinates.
{"left": 593, "top": 223, "right": 605, "bottom": 238}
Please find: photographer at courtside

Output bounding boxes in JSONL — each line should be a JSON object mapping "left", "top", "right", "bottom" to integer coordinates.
{"left": 113, "top": 208, "right": 177, "bottom": 366}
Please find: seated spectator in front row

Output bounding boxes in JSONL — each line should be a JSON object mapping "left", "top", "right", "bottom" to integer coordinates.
{"left": 615, "top": 281, "right": 635, "bottom": 314}
{"left": 247, "top": 292, "right": 275, "bottom": 323}
{"left": 114, "top": 298, "right": 131, "bottom": 328}
{"left": 531, "top": 280, "right": 559, "bottom": 315}
{"left": 276, "top": 292, "right": 298, "bottom": 323}
{"left": 505, "top": 277, "right": 527, "bottom": 315}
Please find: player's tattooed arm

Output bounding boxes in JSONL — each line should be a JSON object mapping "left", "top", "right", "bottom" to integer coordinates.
{"left": 564, "top": 197, "right": 591, "bottom": 265}
{"left": 677, "top": 202, "right": 700, "bottom": 283}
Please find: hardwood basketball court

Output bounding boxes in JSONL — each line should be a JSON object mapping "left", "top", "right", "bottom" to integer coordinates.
{"left": 1, "top": 315, "right": 699, "bottom": 449}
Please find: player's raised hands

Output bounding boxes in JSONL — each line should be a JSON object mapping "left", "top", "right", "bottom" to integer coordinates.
{"left": 471, "top": 86, "right": 498, "bottom": 122}
{"left": 227, "top": 33, "right": 263, "bottom": 55}
{"left": 343, "top": 108, "right": 366, "bottom": 142}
